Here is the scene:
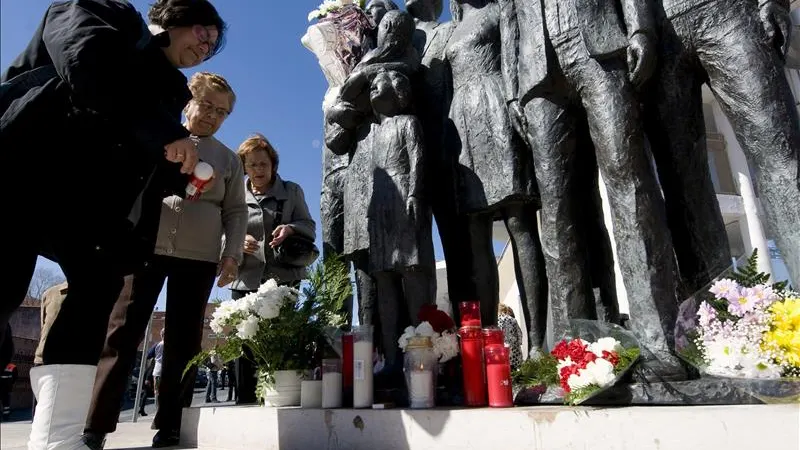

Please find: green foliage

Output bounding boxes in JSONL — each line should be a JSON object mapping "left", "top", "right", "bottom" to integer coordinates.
{"left": 564, "top": 386, "right": 601, "bottom": 406}
{"left": 732, "top": 249, "right": 789, "bottom": 291}
{"left": 512, "top": 353, "right": 559, "bottom": 388}
{"left": 614, "top": 347, "right": 641, "bottom": 375}
{"left": 676, "top": 330, "right": 706, "bottom": 368}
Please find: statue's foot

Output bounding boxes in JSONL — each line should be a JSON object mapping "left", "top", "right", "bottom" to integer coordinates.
{"left": 374, "top": 362, "right": 404, "bottom": 390}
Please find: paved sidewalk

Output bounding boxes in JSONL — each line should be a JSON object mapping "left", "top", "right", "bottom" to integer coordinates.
{"left": 0, "top": 419, "right": 198, "bottom": 450}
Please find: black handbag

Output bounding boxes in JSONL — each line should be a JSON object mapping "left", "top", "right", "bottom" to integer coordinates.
{"left": 271, "top": 200, "right": 320, "bottom": 268}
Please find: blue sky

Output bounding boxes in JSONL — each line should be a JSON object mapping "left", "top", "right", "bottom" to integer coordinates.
{"left": 0, "top": 1, "right": 489, "bottom": 309}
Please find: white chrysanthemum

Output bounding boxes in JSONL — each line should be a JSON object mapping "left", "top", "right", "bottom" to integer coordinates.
{"left": 588, "top": 337, "right": 622, "bottom": 357}
{"left": 434, "top": 331, "right": 460, "bottom": 363}
{"left": 415, "top": 321, "right": 436, "bottom": 337}
{"left": 705, "top": 338, "right": 744, "bottom": 372}
{"left": 397, "top": 326, "right": 416, "bottom": 351}
{"left": 567, "top": 370, "right": 594, "bottom": 391}
{"left": 585, "top": 358, "right": 616, "bottom": 387}
{"left": 236, "top": 315, "right": 260, "bottom": 341}
{"left": 739, "top": 353, "right": 782, "bottom": 379}
{"left": 556, "top": 356, "right": 574, "bottom": 371}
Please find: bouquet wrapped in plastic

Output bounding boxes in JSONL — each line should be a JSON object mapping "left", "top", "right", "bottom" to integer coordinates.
{"left": 675, "top": 251, "right": 800, "bottom": 403}
{"left": 513, "top": 320, "right": 641, "bottom": 405}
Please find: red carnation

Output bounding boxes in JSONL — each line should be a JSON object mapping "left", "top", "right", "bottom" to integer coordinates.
{"left": 551, "top": 340, "right": 570, "bottom": 360}
{"left": 602, "top": 350, "right": 620, "bottom": 366}
{"left": 566, "top": 339, "right": 588, "bottom": 362}
{"left": 579, "top": 350, "right": 597, "bottom": 369}
{"left": 559, "top": 364, "right": 580, "bottom": 393}
{"left": 418, "top": 304, "right": 455, "bottom": 333}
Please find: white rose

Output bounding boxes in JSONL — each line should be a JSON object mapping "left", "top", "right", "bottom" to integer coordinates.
{"left": 397, "top": 326, "right": 416, "bottom": 351}
{"left": 415, "top": 321, "right": 436, "bottom": 337}
{"left": 434, "top": 331, "right": 460, "bottom": 363}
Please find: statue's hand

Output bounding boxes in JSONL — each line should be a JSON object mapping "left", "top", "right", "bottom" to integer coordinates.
{"left": 627, "top": 33, "right": 656, "bottom": 88}
{"left": 760, "top": 1, "right": 792, "bottom": 58}
{"left": 507, "top": 100, "right": 528, "bottom": 142}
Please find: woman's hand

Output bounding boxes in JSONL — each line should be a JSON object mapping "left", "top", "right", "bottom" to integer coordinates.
{"left": 164, "top": 137, "right": 199, "bottom": 174}
{"left": 216, "top": 256, "right": 238, "bottom": 287}
{"left": 243, "top": 235, "right": 260, "bottom": 255}
{"left": 269, "top": 225, "right": 295, "bottom": 248}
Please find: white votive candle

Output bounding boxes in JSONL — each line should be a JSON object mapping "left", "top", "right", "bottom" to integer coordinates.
{"left": 353, "top": 340, "right": 373, "bottom": 408}
{"left": 322, "top": 372, "right": 342, "bottom": 408}
{"left": 409, "top": 370, "right": 434, "bottom": 409}
{"left": 301, "top": 380, "right": 322, "bottom": 408}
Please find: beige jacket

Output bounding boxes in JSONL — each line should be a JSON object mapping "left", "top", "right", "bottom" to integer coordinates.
{"left": 35, "top": 281, "right": 68, "bottom": 365}
{"left": 154, "top": 136, "right": 248, "bottom": 264}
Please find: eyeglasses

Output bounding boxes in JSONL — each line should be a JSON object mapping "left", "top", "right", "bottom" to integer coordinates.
{"left": 192, "top": 25, "right": 217, "bottom": 56}
{"left": 193, "top": 99, "right": 230, "bottom": 117}
{"left": 245, "top": 162, "right": 270, "bottom": 171}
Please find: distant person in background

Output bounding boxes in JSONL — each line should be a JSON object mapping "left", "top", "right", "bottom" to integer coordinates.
{"left": 498, "top": 304, "right": 523, "bottom": 371}
{"left": 0, "top": 0, "right": 227, "bottom": 447}
{"left": 229, "top": 134, "right": 317, "bottom": 404}
{"left": 147, "top": 329, "right": 165, "bottom": 409}
{"left": 204, "top": 353, "right": 221, "bottom": 403}
{"left": 224, "top": 360, "right": 237, "bottom": 403}
{"left": 83, "top": 71, "right": 246, "bottom": 450}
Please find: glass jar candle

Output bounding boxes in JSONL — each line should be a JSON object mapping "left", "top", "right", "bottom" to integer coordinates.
{"left": 321, "top": 358, "right": 342, "bottom": 408}
{"left": 459, "top": 301, "right": 482, "bottom": 327}
{"left": 352, "top": 325, "right": 373, "bottom": 408}
{"left": 458, "top": 326, "right": 487, "bottom": 407}
{"left": 485, "top": 344, "right": 513, "bottom": 407}
{"left": 404, "top": 336, "right": 438, "bottom": 409}
{"left": 341, "top": 333, "right": 354, "bottom": 408}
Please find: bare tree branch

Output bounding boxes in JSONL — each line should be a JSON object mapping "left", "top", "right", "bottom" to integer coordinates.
{"left": 27, "top": 267, "right": 66, "bottom": 300}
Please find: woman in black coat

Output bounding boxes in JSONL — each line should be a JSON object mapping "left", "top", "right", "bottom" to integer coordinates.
{"left": 0, "top": 1, "right": 226, "bottom": 447}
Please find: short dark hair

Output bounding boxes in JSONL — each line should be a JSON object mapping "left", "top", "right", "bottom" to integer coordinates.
{"left": 148, "top": 0, "right": 227, "bottom": 58}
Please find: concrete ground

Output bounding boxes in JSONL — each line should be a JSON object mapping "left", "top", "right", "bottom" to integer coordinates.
{"left": 1, "top": 388, "right": 235, "bottom": 449}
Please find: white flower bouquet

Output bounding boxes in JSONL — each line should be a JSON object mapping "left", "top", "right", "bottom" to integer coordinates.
{"left": 513, "top": 320, "right": 641, "bottom": 405}
{"left": 186, "top": 256, "right": 352, "bottom": 402}
{"left": 397, "top": 304, "right": 460, "bottom": 363}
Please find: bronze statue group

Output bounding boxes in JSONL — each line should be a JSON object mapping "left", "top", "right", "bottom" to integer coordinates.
{"left": 310, "top": 0, "right": 800, "bottom": 385}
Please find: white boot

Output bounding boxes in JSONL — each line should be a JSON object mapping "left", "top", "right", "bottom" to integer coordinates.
{"left": 28, "top": 365, "right": 96, "bottom": 450}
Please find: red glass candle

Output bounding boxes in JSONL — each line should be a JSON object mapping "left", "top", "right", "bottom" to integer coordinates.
{"left": 482, "top": 327, "right": 504, "bottom": 348}
{"left": 458, "top": 326, "right": 487, "bottom": 407}
{"left": 459, "top": 301, "right": 482, "bottom": 327}
{"left": 342, "top": 333, "right": 354, "bottom": 408}
{"left": 485, "top": 344, "right": 513, "bottom": 407}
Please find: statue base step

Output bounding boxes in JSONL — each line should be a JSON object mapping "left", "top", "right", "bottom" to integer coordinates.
{"left": 180, "top": 403, "right": 798, "bottom": 450}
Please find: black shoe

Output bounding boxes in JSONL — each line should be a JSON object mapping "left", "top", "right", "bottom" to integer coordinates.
{"left": 82, "top": 431, "right": 107, "bottom": 450}
{"left": 139, "top": 410, "right": 148, "bottom": 417}
{"left": 151, "top": 429, "right": 180, "bottom": 448}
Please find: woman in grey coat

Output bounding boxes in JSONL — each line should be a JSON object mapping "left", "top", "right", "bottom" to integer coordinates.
{"left": 229, "top": 133, "right": 317, "bottom": 403}
{"left": 231, "top": 134, "right": 317, "bottom": 292}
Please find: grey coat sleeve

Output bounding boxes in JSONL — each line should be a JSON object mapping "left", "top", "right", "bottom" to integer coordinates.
{"left": 220, "top": 155, "right": 248, "bottom": 263}
{"left": 286, "top": 183, "right": 317, "bottom": 240}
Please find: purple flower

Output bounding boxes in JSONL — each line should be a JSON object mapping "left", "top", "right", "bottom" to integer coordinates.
{"left": 727, "top": 287, "right": 760, "bottom": 317}
{"left": 697, "top": 302, "right": 717, "bottom": 328}
{"left": 710, "top": 279, "right": 740, "bottom": 302}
